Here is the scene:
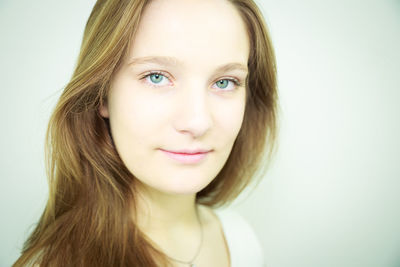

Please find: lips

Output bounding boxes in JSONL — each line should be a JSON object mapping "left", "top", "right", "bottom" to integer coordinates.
{"left": 161, "top": 148, "right": 212, "bottom": 154}
{"left": 159, "top": 148, "right": 212, "bottom": 164}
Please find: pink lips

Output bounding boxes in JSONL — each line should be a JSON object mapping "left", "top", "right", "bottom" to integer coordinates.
{"left": 159, "top": 149, "right": 211, "bottom": 164}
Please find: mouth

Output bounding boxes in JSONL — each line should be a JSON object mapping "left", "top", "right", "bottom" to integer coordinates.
{"left": 158, "top": 148, "right": 213, "bottom": 164}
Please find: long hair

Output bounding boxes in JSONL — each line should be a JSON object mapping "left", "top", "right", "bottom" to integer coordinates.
{"left": 14, "top": 0, "right": 277, "bottom": 266}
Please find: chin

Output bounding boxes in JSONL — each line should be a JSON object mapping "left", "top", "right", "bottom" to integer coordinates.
{"left": 166, "top": 180, "right": 212, "bottom": 196}
{"left": 143, "top": 174, "right": 215, "bottom": 197}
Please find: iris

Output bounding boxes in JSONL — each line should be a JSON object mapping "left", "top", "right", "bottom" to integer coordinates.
{"left": 216, "top": 79, "right": 229, "bottom": 89}
{"left": 150, "top": 73, "right": 164, "bottom": 83}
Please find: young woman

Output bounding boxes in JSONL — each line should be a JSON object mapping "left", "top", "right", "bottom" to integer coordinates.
{"left": 14, "top": 0, "right": 277, "bottom": 266}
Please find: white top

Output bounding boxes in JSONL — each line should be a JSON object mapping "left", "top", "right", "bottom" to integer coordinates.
{"left": 214, "top": 209, "right": 264, "bottom": 267}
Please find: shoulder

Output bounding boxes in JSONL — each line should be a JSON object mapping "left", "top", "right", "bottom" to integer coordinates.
{"left": 198, "top": 205, "right": 264, "bottom": 267}
{"left": 213, "top": 207, "right": 264, "bottom": 267}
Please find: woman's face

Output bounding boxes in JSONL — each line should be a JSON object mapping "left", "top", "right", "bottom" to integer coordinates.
{"left": 100, "top": 0, "right": 249, "bottom": 195}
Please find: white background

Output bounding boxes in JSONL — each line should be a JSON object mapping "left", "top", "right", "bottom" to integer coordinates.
{"left": 1, "top": 0, "right": 399, "bottom": 266}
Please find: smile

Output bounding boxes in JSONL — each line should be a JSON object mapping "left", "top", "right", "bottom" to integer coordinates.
{"left": 159, "top": 149, "right": 212, "bottom": 164}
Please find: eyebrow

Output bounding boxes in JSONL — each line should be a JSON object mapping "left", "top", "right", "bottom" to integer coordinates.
{"left": 127, "top": 56, "right": 248, "bottom": 73}
{"left": 128, "top": 56, "right": 180, "bottom": 67}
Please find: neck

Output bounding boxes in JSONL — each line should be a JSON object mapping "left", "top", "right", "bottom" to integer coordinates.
{"left": 134, "top": 185, "right": 199, "bottom": 233}
{"left": 133, "top": 184, "right": 205, "bottom": 265}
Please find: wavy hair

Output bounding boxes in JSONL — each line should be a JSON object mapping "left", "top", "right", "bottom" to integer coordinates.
{"left": 14, "top": 0, "right": 277, "bottom": 266}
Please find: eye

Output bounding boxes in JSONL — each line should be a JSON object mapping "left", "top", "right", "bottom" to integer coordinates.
{"left": 141, "top": 71, "right": 172, "bottom": 87}
{"left": 212, "top": 78, "right": 240, "bottom": 91}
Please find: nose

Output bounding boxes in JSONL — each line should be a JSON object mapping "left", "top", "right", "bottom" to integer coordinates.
{"left": 172, "top": 86, "right": 213, "bottom": 138}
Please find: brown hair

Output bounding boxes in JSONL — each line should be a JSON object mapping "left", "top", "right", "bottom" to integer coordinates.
{"left": 14, "top": 0, "right": 277, "bottom": 266}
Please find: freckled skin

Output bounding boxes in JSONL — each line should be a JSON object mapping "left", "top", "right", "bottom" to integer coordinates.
{"left": 100, "top": 0, "right": 250, "bottom": 196}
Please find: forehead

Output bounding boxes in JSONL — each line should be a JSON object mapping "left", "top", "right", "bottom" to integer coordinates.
{"left": 127, "top": 0, "right": 250, "bottom": 69}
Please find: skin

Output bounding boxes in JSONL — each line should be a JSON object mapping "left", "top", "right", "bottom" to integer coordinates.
{"left": 100, "top": 0, "right": 249, "bottom": 265}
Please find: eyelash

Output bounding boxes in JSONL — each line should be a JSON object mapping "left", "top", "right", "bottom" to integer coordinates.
{"left": 139, "top": 71, "right": 243, "bottom": 91}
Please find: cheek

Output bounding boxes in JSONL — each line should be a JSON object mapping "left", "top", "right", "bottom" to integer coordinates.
{"left": 107, "top": 93, "right": 169, "bottom": 174}
{"left": 213, "top": 95, "right": 246, "bottom": 144}
{"left": 110, "top": 90, "right": 168, "bottom": 138}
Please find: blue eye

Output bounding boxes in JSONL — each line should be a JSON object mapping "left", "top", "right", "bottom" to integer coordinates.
{"left": 213, "top": 79, "right": 239, "bottom": 91}
{"left": 143, "top": 72, "right": 171, "bottom": 87}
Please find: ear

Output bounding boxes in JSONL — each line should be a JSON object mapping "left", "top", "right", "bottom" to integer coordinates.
{"left": 99, "top": 100, "right": 109, "bottom": 118}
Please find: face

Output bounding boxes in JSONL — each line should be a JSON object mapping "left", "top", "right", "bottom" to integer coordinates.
{"left": 100, "top": 0, "right": 249, "bottom": 196}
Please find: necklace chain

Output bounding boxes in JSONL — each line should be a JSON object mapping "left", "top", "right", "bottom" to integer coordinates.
{"left": 164, "top": 206, "right": 203, "bottom": 267}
